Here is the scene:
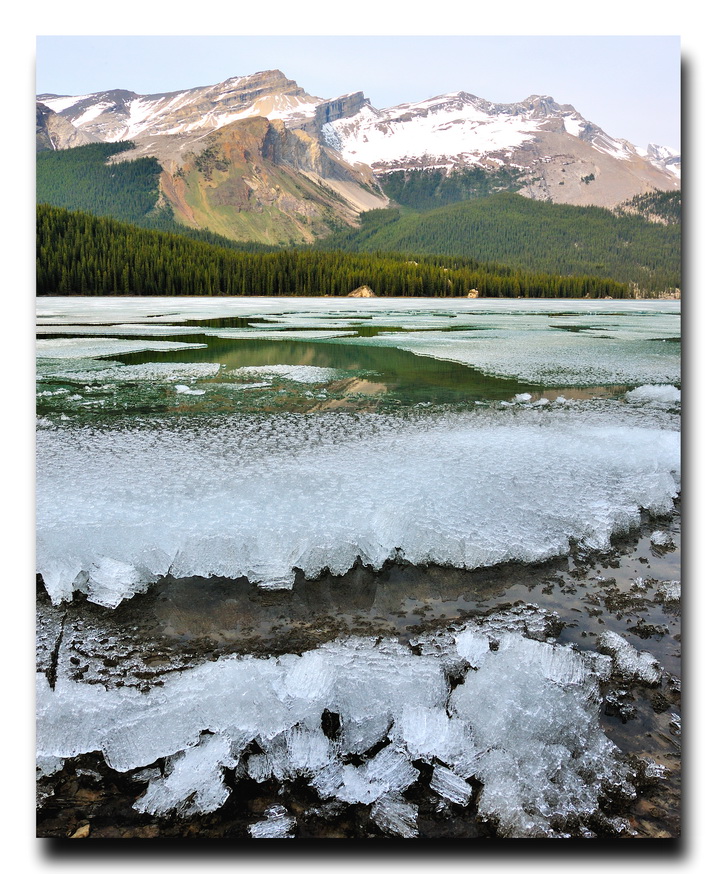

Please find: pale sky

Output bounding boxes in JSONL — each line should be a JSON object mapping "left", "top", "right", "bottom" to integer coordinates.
{"left": 35, "top": 35, "right": 681, "bottom": 151}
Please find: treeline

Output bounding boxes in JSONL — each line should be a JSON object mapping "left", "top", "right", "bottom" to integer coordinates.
{"left": 614, "top": 190, "right": 681, "bottom": 226}
{"left": 37, "top": 204, "right": 630, "bottom": 299}
{"left": 318, "top": 192, "right": 681, "bottom": 295}
{"left": 378, "top": 165, "right": 525, "bottom": 210}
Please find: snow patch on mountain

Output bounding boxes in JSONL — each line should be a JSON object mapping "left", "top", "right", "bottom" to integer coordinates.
{"left": 39, "top": 94, "right": 91, "bottom": 113}
{"left": 637, "top": 144, "right": 681, "bottom": 179}
{"left": 325, "top": 98, "right": 540, "bottom": 169}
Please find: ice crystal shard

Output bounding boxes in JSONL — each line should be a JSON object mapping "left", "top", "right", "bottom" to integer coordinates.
{"left": 133, "top": 733, "right": 237, "bottom": 817}
{"left": 249, "top": 805, "right": 296, "bottom": 838}
{"left": 371, "top": 795, "right": 419, "bottom": 838}
{"left": 430, "top": 764, "right": 473, "bottom": 806}
{"left": 35, "top": 608, "right": 639, "bottom": 835}
{"left": 597, "top": 631, "right": 662, "bottom": 686}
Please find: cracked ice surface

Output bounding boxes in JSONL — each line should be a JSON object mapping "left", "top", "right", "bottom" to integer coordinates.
{"left": 36, "top": 609, "right": 637, "bottom": 837}
{"left": 36, "top": 410, "right": 680, "bottom": 607}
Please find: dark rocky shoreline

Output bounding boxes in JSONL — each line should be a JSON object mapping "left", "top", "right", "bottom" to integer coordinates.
{"left": 36, "top": 505, "right": 681, "bottom": 840}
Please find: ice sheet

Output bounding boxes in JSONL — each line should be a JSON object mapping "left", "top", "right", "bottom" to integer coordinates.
{"left": 37, "top": 297, "right": 681, "bottom": 323}
{"left": 40, "top": 363, "right": 221, "bottom": 383}
{"left": 341, "top": 328, "right": 680, "bottom": 387}
{"left": 37, "top": 410, "right": 680, "bottom": 606}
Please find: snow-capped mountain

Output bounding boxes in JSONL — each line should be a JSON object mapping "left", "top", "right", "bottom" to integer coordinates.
{"left": 37, "top": 70, "right": 680, "bottom": 236}
{"left": 38, "top": 69, "right": 368, "bottom": 143}
{"left": 322, "top": 92, "right": 679, "bottom": 207}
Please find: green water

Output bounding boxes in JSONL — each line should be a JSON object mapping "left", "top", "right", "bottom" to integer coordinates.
{"left": 37, "top": 327, "right": 629, "bottom": 420}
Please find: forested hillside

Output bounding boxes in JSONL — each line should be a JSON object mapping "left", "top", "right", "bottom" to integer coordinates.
{"left": 378, "top": 166, "right": 525, "bottom": 210}
{"left": 36, "top": 142, "right": 165, "bottom": 224}
{"left": 36, "top": 141, "right": 277, "bottom": 252}
{"left": 37, "top": 204, "right": 629, "bottom": 299}
{"left": 318, "top": 193, "right": 681, "bottom": 295}
{"left": 613, "top": 190, "right": 681, "bottom": 225}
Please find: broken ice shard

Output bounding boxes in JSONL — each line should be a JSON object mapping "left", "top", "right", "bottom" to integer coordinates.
{"left": 371, "top": 795, "right": 419, "bottom": 838}
{"left": 249, "top": 805, "right": 296, "bottom": 838}
{"left": 597, "top": 631, "right": 662, "bottom": 686}
{"left": 133, "top": 733, "right": 237, "bottom": 817}
{"left": 430, "top": 763, "right": 473, "bottom": 806}
{"left": 36, "top": 608, "right": 640, "bottom": 836}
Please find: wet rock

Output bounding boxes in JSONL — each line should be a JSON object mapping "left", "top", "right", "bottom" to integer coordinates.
{"left": 69, "top": 821, "right": 90, "bottom": 838}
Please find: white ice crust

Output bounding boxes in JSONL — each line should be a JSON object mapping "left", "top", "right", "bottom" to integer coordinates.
{"left": 36, "top": 608, "right": 639, "bottom": 837}
{"left": 37, "top": 410, "right": 680, "bottom": 608}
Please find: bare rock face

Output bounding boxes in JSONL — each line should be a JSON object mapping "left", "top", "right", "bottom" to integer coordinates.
{"left": 36, "top": 103, "right": 96, "bottom": 151}
{"left": 347, "top": 286, "right": 376, "bottom": 298}
{"left": 122, "top": 116, "right": 388, "bottom": 245}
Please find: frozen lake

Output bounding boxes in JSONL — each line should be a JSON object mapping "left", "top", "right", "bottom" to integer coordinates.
{"left": 36, "top": 297, "right": 681, "bottom": 838}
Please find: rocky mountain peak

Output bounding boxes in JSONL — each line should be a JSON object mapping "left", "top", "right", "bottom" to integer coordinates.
{"left": 520, "top": 95, "right": 562, "bottom": 116}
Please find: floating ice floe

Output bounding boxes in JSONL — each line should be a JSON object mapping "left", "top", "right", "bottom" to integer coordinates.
{"left": 42, "top": 362, "right": 220, "bottom": 383}
{"left": 625, "top": 384, "right": 681, "bottom": 407}
{"left": 342, "top": 327, "right": 680, "bottom": 386}
{"left": 36, "top": 338, "right": 207, "bottom": 359}
{"left": 35, "top": 324, "right": 205, "bottom": 336}
{"left": 204, "top": 329, "right": 357, "bottom": 341}
{"left": 656, "top": 580, "right": 681, "bottom": 603}
{"left": 650, "top": 530, "right": 675, "bottom": 550}
{"left": 229, "top": 365, "right": 343, "bottom": 384}
{"left": 36, "top": 607, "right": 639, "bottom": 837}
{"left": 36, "top": 410, "right": 680, "bottom": 607}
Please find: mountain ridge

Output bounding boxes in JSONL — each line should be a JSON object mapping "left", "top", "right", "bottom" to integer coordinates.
{"left": 36, "top": 69, "right": 680, "bottom": 242}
